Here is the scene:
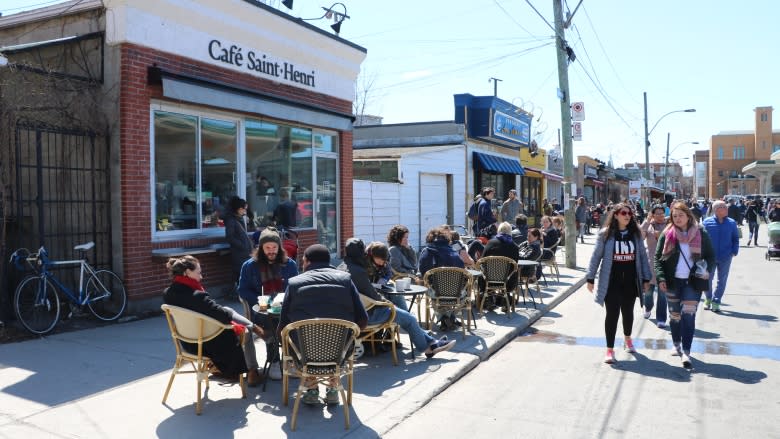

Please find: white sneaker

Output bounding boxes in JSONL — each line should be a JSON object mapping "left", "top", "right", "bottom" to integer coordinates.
{"left": 681, "top": 353, "right": 692, "bottom": 369}
{"left": 268, "top": 361, "right": 282, "bottom": 380}
{"left": 657, "top": 321, "right": 667, "bottom": 328}
{"left": 643, "top": 311, "right": 651, "bottom": 319}
{"left": 671, "top": 343, "right": 682, "bottom": 356}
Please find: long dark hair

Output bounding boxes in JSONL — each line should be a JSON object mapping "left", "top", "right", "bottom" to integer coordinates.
{"left": 600, "top": 202, "right": 640, "bottom": 241}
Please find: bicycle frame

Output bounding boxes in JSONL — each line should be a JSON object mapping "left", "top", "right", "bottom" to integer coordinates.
{"left": 30, "top": 248, "right": 109, "bottom": 306}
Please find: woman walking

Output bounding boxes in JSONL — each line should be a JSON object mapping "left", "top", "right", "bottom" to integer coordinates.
{"left": 586, "top": 202, "right": 652, "bottom": 364}
{"left": 655, "top": 202, "right": 715, "bottom": 368}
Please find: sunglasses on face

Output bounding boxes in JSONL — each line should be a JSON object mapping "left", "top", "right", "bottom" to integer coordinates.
{"left": 617, "top": 210, "right": 633, "bottom": 217}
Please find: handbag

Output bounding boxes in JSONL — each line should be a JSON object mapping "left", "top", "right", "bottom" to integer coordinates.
{"left": 679, "top": 250, "right": 709, "bottom": 292}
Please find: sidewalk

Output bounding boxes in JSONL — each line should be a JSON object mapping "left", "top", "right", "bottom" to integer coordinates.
{"left": 0, "top": 238, "right": 597, "bottom": 439}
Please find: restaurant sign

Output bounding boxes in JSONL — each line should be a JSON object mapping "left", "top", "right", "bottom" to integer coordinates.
{"left": 208, "top": 39, "right": 317, "bottom": 88}
{"left": 492, "top": 110, "right": 530, "bottom": 144}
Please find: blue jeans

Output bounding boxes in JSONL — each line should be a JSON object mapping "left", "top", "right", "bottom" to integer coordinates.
{"left": 368, "top": 306, "right": 435, "bottom": 354}
{"left": 643, "top": 284, "right": 667, "bottom": 323}
{"left": 385, "top": 294, "right": 409, "bottom": 312}
{"left": 666, "top": 278, "right": 701, "bottom": 352}
{"left": 748, "top": 221, "right": 759, "bottom": 244}
{"left": 705, "top": 257, "right": 732, "bottom": 304}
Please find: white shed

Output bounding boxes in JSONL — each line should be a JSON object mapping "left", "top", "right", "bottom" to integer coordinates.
{"left": 353, "top": 144, "right": 467, "bottom": 250}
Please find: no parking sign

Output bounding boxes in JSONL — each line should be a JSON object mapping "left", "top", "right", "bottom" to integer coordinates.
{"left": 571, "top": 102, "right": 585, "bottom": 121}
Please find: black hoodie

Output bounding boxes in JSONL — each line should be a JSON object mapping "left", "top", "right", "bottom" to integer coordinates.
{"left": 337, "top": 238, "right": 384, "bottom": 303}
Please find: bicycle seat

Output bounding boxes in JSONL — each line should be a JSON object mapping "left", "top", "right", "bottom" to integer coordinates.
{"left": 74, "top": 242, "right": 95, "bottom": 252}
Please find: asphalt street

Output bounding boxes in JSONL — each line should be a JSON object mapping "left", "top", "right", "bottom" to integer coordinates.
{"left": 384, "top": 238, "right": 780, "bottom": 438}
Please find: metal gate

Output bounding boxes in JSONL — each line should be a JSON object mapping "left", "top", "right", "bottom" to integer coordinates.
{"left": 12, "top": 121, "right": 112, "bottom": 268}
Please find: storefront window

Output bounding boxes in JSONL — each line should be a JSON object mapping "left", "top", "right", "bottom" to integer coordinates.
{"left": 521, "top": 176, "right": 541, "bottom": 225}
{"left": 154, "top": 111, "right": 198, "bottom": 232}
{"left": 476, "top": 171, "right": 514, "bottom": 212}
{"left": 153, "top": 111, "right": 238, "bottom": 234}
{"left": 201, "top": 118, "right": 237, "bottom": 228}
{"left": 153, "top": 108, "right": 337, "bottom": 239}
{"left": 246, "top": 120, "right": 313, "bottom": 229}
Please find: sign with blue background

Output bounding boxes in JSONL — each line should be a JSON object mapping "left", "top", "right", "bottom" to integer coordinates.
{"left": 493, "top": 111, "right": 530, "bottom": 144}
{"left": 454, "top": 93, "right": 533, "bottom": 147}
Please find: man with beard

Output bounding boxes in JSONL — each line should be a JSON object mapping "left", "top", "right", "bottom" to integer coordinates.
{"left": 238, "top": 227, "right": 298, "bottom": 380}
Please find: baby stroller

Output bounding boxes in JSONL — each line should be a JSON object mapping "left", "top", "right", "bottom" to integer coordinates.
{"left": 766, "top": 222, "right": 780, "bottom": 260}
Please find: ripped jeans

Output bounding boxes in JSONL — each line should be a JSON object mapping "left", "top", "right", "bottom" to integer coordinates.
{"left": 665, "top": 278, "right": 702, "bottom": 353}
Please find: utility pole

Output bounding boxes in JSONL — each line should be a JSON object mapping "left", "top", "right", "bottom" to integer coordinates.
{"left": 553, "top": 0, "right": 576, "bottom": 268}
{"left": 643, "top": 92, "right": 650, "bottom": 206}
{"left": 662, "top": 132, "right": 670, "bottom": 196}
{"left": 489, "top": 77, "right": 502, "bottom": 97}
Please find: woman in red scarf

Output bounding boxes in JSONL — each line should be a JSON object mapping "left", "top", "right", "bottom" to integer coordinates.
{"left": 164, "top": 255, "right": 262, "bottom": 385}
{"left": 654, "top": 202, "right": 715, "bottom": 369}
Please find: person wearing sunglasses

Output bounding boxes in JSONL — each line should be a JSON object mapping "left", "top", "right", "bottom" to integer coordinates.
{"left": 639, "top": 205, "right": 669, "bottom": 328}
{"left": 586, "top": 203, "right": 652, "bottom": 364}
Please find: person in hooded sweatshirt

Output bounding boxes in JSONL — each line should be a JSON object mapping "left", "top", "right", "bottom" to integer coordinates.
{"left": 338, "top": 238, "right": 455, "bottom": 359}
{"left": 418, "top": 226, "right": 465, "bottom": 330}
{"left": 482, "top": 222, "right": 520, "bottom": 309}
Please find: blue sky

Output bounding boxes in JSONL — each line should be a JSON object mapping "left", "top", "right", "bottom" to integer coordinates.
{"left": 3, "top": 0, "right": 779, "bottom": 173}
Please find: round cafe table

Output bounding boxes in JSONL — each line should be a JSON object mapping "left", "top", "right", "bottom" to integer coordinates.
{"left": 383, "top": 284, "right": 428, "bottom": 325}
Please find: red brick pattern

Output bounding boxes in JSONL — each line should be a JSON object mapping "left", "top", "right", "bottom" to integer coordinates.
{"left": 117, "top": 43, "right": 353, "bottom": 301}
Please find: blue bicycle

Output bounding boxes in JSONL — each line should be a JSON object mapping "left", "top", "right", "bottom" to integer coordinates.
{"left": 10, "top": 242, "right": 127, "bottom": 335}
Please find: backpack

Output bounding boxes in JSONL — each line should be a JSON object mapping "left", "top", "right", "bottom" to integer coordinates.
{"left": 467, "top": 201, "right": 479, "bottom": 222}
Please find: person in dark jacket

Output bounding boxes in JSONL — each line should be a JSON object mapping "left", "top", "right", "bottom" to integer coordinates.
{"left": 163, "top": 255, "right": 262, "bottom": 386}
{"left": 225, "top": 196, "right": 254, "bottom": 288}
{"left": 655, "top": 202, "right": 715, "bottom": 368}
{"left": 418, "top": 226, "right": 465, "bottom": 330}
{"left": 273, "top": 189, "right": 297, "bottom": 228}
{"left": 744, "top": 200, "right": 762, "bottom": 247}
{"left": 769, "top": 199, "right": 780, "bottom": 222}
{"left": 387, "top": 224, "right": 420, "bottom": 283}
{"left": 338, "top": 238, "right": 454, "bottom": 359}
{"left": 476, "top": 187, "right": 497, "bottom": 238}
{"left": 483, "top": 221, "right": 520, "bottom": 294}
{"left": 517, "top": 228, "right": 543, "bottom": 278}
{"left": 511, "top": 214, "right": 529, "bottom": 246}
{"left": 278, "top": 244, "right": 368, "bottom": 405}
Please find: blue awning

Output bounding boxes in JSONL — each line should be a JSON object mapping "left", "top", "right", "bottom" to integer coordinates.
{"left": 473, "top": 151, "right": 525, "bottom": 175}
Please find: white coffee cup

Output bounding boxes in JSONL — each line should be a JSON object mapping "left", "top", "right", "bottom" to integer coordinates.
{"left": 395, "top": 279, "right": 406, "bottom": 292}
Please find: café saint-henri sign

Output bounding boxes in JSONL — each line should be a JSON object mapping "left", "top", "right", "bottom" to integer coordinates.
{"left": 207, "top": 39, "right": 317, "bottom": 88}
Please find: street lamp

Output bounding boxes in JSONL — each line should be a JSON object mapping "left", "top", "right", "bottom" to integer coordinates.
{"left": 662, "top": 138, "right": 698, "bottom": 196}
{"left": 642, "top": 92, "right": 696, "bottom": 181}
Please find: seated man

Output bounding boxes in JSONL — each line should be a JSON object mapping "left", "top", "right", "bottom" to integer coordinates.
{"left": 278, "top": 244, "right": 367, "bottom": 406}
{"left": 339, "top": 238, "right": 455, "bottom": 359}
{"left": 238, "top": 228, "right": 298, "bottom": 380}
{"left": 511, "top": 214, "right": 529, "bottom": 246}
{"left": 482, "top": 222, "right": 520, "bottom": 309}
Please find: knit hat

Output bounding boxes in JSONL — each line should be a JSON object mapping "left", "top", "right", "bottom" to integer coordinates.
{"left": 258, "top": 228, "right": 282, "bottom": 247}
{"left": 304, "top": 244, "right": 331, "bottom": 264}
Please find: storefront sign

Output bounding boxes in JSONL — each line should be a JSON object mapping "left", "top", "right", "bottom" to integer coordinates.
{"left": 584, "top": 164, "right": 598, "bottom": 178}
{"left": 208, "top": 39, "right": 317, "bottom": 88}
{"left": 492, "top": 110, "right": 530, "bottom": 144}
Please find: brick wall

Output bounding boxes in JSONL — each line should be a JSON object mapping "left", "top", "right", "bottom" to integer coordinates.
{"left": 118, "top": 43, "right": 353, "bottom": 302}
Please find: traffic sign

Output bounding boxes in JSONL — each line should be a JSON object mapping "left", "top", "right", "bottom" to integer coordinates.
{"left": 571, "top": 101, "right": 585, "bottom": 121}
{"left": 572, "top": 122, "right": 582, "bottom": 141}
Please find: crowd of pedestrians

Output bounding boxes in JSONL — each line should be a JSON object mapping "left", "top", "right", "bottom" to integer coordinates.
{"left": 582, "top": 193, "right": 780, "bottom": 369}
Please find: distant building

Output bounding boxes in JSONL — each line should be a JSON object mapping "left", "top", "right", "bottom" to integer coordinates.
{"left": 709, "top": 106, "right": 780, "bottom": 197}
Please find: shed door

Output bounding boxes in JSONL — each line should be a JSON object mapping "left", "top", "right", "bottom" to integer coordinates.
{"left": 419, "top": 173, "right": 450, "bottom": 245}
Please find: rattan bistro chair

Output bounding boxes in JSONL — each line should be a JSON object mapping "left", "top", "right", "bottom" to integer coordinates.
{"left": 475, "top": 256, "right": 519, "bottom": 317}
{"left": 356, "top": 295, "right": 401, "bottom": 365}
{"left": 541, "top": 238, "right": 561, "bottom": 283}
{"left": 281, "top": 318, "right": 360, "bottom": 431}
{"left": 161, "top": 304, "right": 247, "bottom": 415}
{"left": 423, "top": 267, "right": 474, "bottom": 338}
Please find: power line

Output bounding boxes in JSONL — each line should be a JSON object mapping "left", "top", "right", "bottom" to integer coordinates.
{"left": 571, "top": 61, "right": 638, "bottom": 136}
{"left": 523, "top": 0, "right": 563, "bottom": 40}
{"left": 2, "top": 0, "right": 67, "bottom": 13}
{"left": 492, "top": 0, "right": 549, "bottom": 42}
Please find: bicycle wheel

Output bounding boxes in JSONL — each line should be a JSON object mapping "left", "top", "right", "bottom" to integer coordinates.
{"left": 86, "top": 270, "right": 127, "bottom": 321}
{"left": 14, "top": 275, "right": 61, "bottom": 335}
